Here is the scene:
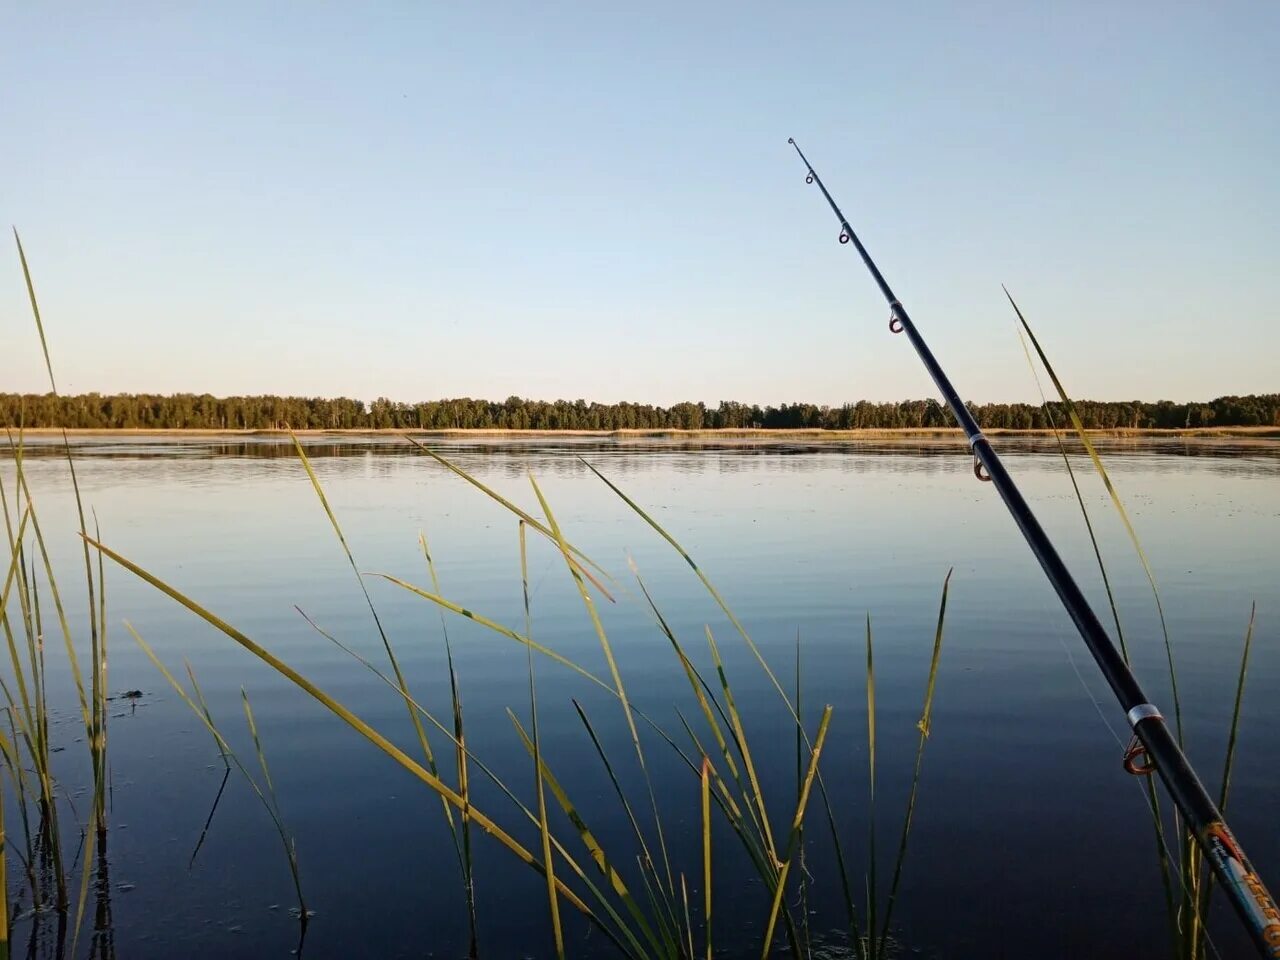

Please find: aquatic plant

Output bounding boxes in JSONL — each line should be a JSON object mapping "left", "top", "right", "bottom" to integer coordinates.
{"left": 87, "top": 439, "right": 951, "bottom": 958}
{"left": 1008, "top": 289, "right": 1262, "bottom": 960}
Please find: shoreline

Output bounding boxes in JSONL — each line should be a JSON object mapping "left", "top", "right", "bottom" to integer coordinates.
{"left": 10, "top": 426, "right": 1280, "bottom": 440}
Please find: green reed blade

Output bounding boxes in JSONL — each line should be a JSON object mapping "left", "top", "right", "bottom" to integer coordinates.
{"left": 12, "top": 231, "right": 57, "bottom": 396}
{"left": 373, "top": 573, "right": 614, "bottom": 693}
{"left": 0, "top": 710, "right": 35, "bottom": 889}
{"left": 421, "top": 530, "right": 478, "bottom": 955}
{"left": 295, "top": 602, "right": 641, "bottom": 957}
{"left": 289, "top": 433, "right": 438, "bottom": 771}
{"left": 403, "top": 437, "right": 615, "bottom": 601}
{"left": 528, "top": 471, "right": 677, "bottom": 898}
{"left": 1193, "top": 603, "right": 1259, "bottom": 959}
{"left": 1013, "top": 327, "right": 1130, "bottom": 661}
{"left": 701, "top": 757, "right": 712, "bottom": 960}
{"left": 186, "top": 663, "right": 229, "bottom": 768}
{"left": 631, "top": 567, "right": 766, "bottom": 847}
{"left": 509, "top": 712, "right": 662, "bottom": 960}
{"left": 816, "top": 763, "right": 865, "bottom": 960}
{"left": 587, "top": 459, "right": 825, "bottom": 956}
{"left": 0, "top": 730, "right": 7, "bottom": 960}
{"left": 69, "top": 805, "right": 96, "bottom": 958}
{"left": 92, "top": 510, "right": 108, "bottom": 831}
{"left": 14, "top": 232, "right": 103, "bottom": 792}
{"left": 1004, "top": 288, "right": 1183, "bottom": 742}
{"left": 673, "top": 713, "right": 748, "bottom": 840}
{"left": 1, "top": 507, "right": 37, "bottom": 733}
{"left": 294, "top": 434, "right": 483, "bottom": 946}
{"left": 0, "top": 503, "right": 66, "bottom": 909}
{"left": 130, "top": 628, "right": 308, "bottom": 919}
{"left": 1218, "top": 603, "right": 1257, "bottom": 816}
{"left": 581, "top": 459, "right": 802, "bottom": 729}
{"left": 669, "top": 710, "right": 778, "bottom": 892}
{"left": 1006, "top": 287, "right": 1189, "bottom": 951}
{"left": 795, "top": 632, "right": 811, "bottom": 958}
{"left": 7, "top": 450, "right": 91, "bottom": 732}
{"left": 877, "top": 570, "right": 950, "bottom": 955}
{"left": 519, "top": 522, "right": 563, "bottom": 960}
{"left": 704, "top": 625, "right": 778, "bottom": 869}
{"left": 865, "top": 614, "right": 878, "bottom": 958}
{"left": 569, "top": 698, "right": 682, "bottom": 955}
{"left": 760, "top": 705, "right": 833, "bottom": 959}
{"left": 680, "top": 871, "right": 694, "bottom": 960}
{"left": 704, "top": 623, "right": 805, "bottom": 957}
{"left": 241, "top": 688, "right": 307, "bottom": 918}
{"left": 90, "top": 542, "right": 597, "bottom": 919}
{"left": 241, "top": 690, "right": 276, "bottom": 798}
{"left": 1012, "top": 314, "right": 1178, "bottom": 940}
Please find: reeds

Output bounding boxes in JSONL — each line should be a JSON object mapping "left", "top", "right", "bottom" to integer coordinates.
{"left": 5, "top": 231, "right": 1263, "bottom": 959}
{"left": 0, "top": 235, "right": 111, "bottom": 953}
{"left": 1006, "top": 288, "right": 1261, "bottom": 960}
{"left": 83, "top": 435, "right": 953, "bottom": 959}
{"left": 127, "top": 627, "right": 307, "bottom": 920}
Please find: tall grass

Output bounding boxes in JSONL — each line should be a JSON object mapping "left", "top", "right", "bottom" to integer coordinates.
{"left": 2, "top": 234, "right": 1265, "bottom": 958}
{"left": 15, "top": 232, "right": 109, "bottom": 841}
{"left": 81, "top": 438, "right": 953, "bottom": 958}
{"left": 1006, "top": 288, "right": 1260, "bottom": 960}
{"left": 127, "top": 628, "right": 308, "bottom": 921}
{"left": 0, "top": 234, "right": 113, "bottom": 955}
{"left": 289, "top": 431, "right": 482, "bottom": 952}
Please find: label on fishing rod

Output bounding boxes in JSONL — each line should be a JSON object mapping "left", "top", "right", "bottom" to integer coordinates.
{"left": 1203, "top": 822, "right": 1280, "bottom": 955}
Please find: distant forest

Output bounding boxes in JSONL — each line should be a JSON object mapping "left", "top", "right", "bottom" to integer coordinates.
{"left": 2, "top": 393, "right": 1278, "bottom": 431}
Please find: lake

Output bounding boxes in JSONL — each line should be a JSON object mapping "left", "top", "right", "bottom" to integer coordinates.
{"left": 5, "top": 435, "right": 1279, "bottom": 959}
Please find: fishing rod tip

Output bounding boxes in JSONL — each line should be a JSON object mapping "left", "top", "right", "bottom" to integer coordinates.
{"left": 787, "top": 137, "right": 795, "bottom": 144}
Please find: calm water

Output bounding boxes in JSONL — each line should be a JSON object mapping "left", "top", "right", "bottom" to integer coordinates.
{"left": 5, "top": 436, "right": 1279, "bottom": 959}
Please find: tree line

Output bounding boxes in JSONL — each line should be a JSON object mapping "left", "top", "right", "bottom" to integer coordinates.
{"left": 1, "top": 392, "right": 1277, "bottom": 432}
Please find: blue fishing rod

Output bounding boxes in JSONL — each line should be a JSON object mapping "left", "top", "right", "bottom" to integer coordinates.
{"left": 786, "top": 137, "right": 1280, "bottom": 958}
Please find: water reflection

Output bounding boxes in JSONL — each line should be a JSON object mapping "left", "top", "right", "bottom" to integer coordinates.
{"left": 8, "top": 433, "right": 1280, "bottom": 462}
{"left": 2, "top": 437, "right": 1277, "bottom": 959}
{"left": 90, "top": 831, "right": 115, "bottom": 960}
{"left": 188, "top": 768, "right": 231, "bottom": 869}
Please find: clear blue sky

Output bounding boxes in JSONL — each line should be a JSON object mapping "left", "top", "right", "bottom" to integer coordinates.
{"left": 3, "top": 3, "right": 1277, "bottom": 405}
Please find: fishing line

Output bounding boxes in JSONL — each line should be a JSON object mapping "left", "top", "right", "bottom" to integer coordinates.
{"left": 1050, "top": 617, "right": 1226, "bottom": 960}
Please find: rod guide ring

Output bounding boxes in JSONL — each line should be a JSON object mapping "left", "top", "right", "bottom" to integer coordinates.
{"left": 888, "top": 300, "right": 904, "bottom": 334}
{"left": 1126, "top": 703, "right": 1164, "bottom": 728}
{"left": 1123, "top": 736, "right": 1157, "bottom": 776}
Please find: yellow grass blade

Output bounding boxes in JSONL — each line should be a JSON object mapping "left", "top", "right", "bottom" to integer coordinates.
{"left": 14, "top": 232, "right": 104, "bottom": 788}
{"left": 878, "top": 570, "right": 950, "bottom": 954}
{"left": 88, "top": 538, "right": 595, "bottom": 918}
{"left": 402, "top": 437, "right": 614, "bottom": 602}
{"left": 69, "top": 807, "right": 96, "bottom": 957}
{"left": 518, "top": 523, "right": 563, "bottom": 960}
{"left": 293, "top": 608, "right": 640, "bottom": 956}
{"left": 701, "top": 756, "right": 712, "bottom": 960}
{"left": 705, "top": 625, "right": 777, "bottom": 867}
{"left": 760, "top": 705, "right": 833, "bottom": 958}
{"left": 373, "top": 573, "right": 615, "bottom": 694}
{"left": 0, "top": 749, "right": 7, "bottom": 960}
{"left": 1004, "top": 287, "right": 1182, "bottom": 740}
{"left": 289, "top": 432, "right": 439, "bottom": 771}
{"left": 508, "top": 712, "right": 660, "bottom": 959}
{"left": 528, "top": 475, "right": 674, "bottom": 898}
{"left": 864, "top": 614, "right": 880, "bottom": 956}
{"left": 581, "top": 459, "right": 799, "bottom": 723}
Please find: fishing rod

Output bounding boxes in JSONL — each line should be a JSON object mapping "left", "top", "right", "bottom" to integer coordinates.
{"left": 786, "top": 137, "right": 1280, "bottom": 958}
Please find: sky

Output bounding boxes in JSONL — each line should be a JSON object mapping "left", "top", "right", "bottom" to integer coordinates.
{"left": 3, "top": 2, "right": 1277, "bottom": 406}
